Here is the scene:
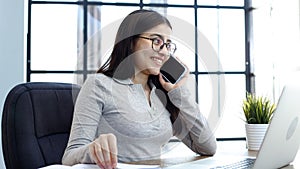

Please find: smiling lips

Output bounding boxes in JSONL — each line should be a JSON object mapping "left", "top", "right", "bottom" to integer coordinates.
{"left": 151, "top": 56, "right": 163, "bottom": 66}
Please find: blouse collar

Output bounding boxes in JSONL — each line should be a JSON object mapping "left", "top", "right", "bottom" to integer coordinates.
{"left": 112, "top": 77, "right": 156, "bottom": 89}
{"left": 112, "top": 77, "right": 134, "bottom": 85}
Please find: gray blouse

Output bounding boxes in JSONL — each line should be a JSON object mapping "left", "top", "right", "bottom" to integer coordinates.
{"left": 62, "top": 74, "right": 216, "bottom": 165}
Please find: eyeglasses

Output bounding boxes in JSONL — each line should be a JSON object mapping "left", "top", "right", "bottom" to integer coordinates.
{"left": 139, "top": 36, "right": 177, "bottom": 56}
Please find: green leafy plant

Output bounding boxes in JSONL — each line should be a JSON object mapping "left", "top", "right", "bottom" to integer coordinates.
{"left": 242, "top": 93, "right": 276, "bottom": 124}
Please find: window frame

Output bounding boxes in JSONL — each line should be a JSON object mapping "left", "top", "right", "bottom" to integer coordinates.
{"left": 26, "top": 0, "right": 254, "bottom": 141}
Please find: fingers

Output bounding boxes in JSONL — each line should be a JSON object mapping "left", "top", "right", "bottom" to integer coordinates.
{"left": 159, "top": 73, "right": 174, "bottom": 92}
{"left": 108, "top": 135, "right": 118, "bottom": 168}
{"left": 89, "top": 142, "right": 105, "bottom": 168}
{"left": 89, "top": 133, "right": 118, "bottom": 169}
{"left": 158, "top": 73, "right": 166, "bottom": 86}
{"left": 159, "top": 69, "right": 188, "bottom": 92}
{"left": 100, "top": 138, "right": 111, "bottom": 168}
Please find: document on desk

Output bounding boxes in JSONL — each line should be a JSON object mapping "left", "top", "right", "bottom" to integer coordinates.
{"left": 40, "top": 163, "right": 161, "bottom": 169}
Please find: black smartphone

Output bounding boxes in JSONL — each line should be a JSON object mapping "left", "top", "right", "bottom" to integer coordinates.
{"left": 160, "top": 56, "right": 187, "bottom": 84}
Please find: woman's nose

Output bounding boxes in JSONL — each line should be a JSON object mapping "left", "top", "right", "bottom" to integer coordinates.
{"left": 158, "top": 44, "right": 170, "bottom": 57}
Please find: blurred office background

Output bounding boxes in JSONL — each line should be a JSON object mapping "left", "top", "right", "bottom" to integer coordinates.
{"left": 1, "top": 0, "right": 299, "bottom": 168}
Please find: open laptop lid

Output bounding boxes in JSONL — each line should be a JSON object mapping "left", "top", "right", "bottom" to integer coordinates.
{"left": 253, "top": 80, "right": 300, "bottom": 169}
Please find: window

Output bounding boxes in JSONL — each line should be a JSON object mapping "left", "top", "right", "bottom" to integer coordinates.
{"left": 27, "top": 0, "right": 252, "bottom": 139}
{"left": 252, "top": 0, "right": 300, "bottom": 101}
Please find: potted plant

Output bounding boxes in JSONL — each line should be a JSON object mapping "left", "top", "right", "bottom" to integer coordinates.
{"left": 242, "top": 92, "right": 276, "bottom": 150}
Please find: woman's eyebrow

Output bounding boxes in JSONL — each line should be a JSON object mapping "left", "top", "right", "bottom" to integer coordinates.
{"left": 149, "top": 33, "right": 172, "bottom": 42}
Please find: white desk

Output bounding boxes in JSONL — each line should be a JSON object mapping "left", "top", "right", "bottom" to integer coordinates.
{"left": 130, "top": 140, "right": 300, "bottom": 168}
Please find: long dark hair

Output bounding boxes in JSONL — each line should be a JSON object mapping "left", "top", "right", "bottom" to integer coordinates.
{"left": 97, "top": 9, "right": 179, "bottom": 123}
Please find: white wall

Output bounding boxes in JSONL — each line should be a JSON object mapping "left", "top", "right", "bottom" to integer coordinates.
{"left": 0, "top": 0, "right": 25, "bottom": 168}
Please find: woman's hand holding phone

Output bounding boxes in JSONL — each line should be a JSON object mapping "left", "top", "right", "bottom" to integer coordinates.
{"left": 159, "top": 56, "right": 189, "bottom": 92}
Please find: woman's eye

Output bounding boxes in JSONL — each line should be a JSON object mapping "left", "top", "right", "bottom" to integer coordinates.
{"left": 153, "top": 38, "right": 162, "bottom": 45}
{"left": 166, "top": 43, "right": 171, "bottom": 49}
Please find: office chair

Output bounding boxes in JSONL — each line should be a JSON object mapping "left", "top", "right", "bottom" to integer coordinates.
{"left": 2, "top": 82, "right": 81, "bottom": 169}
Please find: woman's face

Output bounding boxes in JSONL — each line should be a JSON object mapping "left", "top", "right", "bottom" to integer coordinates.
{"left": 132, "top": 23, "right": 172, "bottom": 76}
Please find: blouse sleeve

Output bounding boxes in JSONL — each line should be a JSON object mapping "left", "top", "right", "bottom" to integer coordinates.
{"left": 168, "top": 85, "right": 217, "bottom": 156}
{"left": 62, "top": 75, "right": 105, "bottom": 165}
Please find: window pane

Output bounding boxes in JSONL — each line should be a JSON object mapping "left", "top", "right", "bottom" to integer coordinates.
{"left": 219, "top": 9, "right": 245, "bottom": 71}
{"left": 198, "top": 75, "right": 215, "bottom": 118}
{"left": 197, "top": 0, "right": 244, "bottom": 6}
{"left": 186, "top": 74, "right": 197, "bottom": 102}
{"left": 77, "top": 6, "right": 102, "bottom": 71}
{"left": 31, "top": 4, "right": 78, "bottom": 71}
{"left": 216, "top": 74, "right": 246, "bottom": 138}
{"left": 167, "top": 7, "right": 195, "bottom": 71}
{"left": 101, "top": 6, "right": 138, "bottom": 28}
{"left": 198, "top": 74, "right": 223, "bottom": 132}
{"left": 31, "top": 73, "right": 76, "bottom": 83}
{"left": 197, "top": 9, "right": 219, "bottom": 72}
{"left": 198, "top": 9, "right": 245, "bottom": 72}
{"left": 198, "top": 74, "right": 245, "bottom": 137}
{"left": 97, "top": 6, "right": 139, "bottom": 67}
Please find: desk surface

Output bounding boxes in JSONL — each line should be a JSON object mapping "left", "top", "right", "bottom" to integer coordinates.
{"left": 129, "top": 140, "right": 300, "bottom": 168}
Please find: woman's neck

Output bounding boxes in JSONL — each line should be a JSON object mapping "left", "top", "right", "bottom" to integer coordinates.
{"left": 132, "top": 73, "right": 149, "bottom": 90}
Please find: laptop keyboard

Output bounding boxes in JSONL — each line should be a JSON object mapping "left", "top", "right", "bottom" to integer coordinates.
{"left": 210, "top": 158, "right": 255, "bottom": 169}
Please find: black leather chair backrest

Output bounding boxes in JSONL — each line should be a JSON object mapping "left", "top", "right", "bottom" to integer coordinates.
{"left": 2, "top": 82, "right": 81, "bottom": 169}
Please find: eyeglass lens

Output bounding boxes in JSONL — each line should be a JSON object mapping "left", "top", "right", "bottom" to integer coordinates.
{"left": 152, "top": 38, "right": 176, "bottom": 54}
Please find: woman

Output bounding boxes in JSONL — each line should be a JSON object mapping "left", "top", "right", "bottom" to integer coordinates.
{"left": 62, "top": 9, "right": 217, "bottom": 169}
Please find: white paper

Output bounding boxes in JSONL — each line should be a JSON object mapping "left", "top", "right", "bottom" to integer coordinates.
{"left": 39, "top": 163, "right": 161, "bottom": 169}
{"left": 116, "top": 163, "right": 160, "bottom": 169}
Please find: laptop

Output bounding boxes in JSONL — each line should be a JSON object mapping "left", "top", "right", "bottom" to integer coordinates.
{"left": 165, "top": 80, "right": 300, "bottom": 169}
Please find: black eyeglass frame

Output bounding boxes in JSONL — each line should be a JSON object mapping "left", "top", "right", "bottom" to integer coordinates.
{"left": 138, "top": 36, "right": 177, "bottom": 56}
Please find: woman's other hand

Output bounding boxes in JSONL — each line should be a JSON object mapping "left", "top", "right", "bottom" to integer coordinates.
{"left": 89, "top": 133, "right": 118, "bottom": 169}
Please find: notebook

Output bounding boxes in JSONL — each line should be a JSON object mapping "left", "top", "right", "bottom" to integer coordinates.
{"left": 165, "top": 80, "right": 300, "bottom": 169}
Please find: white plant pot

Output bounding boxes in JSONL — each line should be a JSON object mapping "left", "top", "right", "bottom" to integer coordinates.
{"left": 245, "top": 124, "right": 269, "bottom": 151}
